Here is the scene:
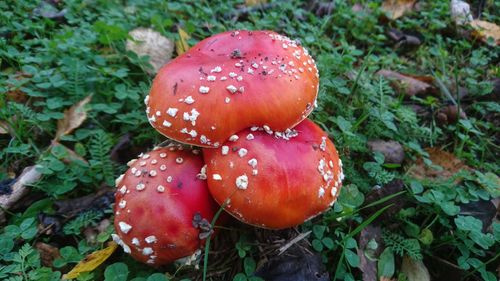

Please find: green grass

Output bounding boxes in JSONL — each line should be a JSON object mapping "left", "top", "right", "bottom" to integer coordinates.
{"left": 1, "top": 0, "right": 499, "bottom": 280}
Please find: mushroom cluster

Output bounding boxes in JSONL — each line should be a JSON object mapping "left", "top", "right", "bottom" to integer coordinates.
{"left": 114, "top": 30, "right": 344, "bottom": 266}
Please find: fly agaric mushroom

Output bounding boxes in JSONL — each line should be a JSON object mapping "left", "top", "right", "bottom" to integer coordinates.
{"left": 112, "top": 145, "right": 219, "bottom": 265}
{"left": 146, "top": 30, "right": 319, "bottom": 148}
{"left": 202, "top": 119, "right": 344, "bottom": 229}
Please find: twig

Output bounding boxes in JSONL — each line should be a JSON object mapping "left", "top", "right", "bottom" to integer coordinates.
{"left": 278, "top": 231, "right": 311, "bottom": 255}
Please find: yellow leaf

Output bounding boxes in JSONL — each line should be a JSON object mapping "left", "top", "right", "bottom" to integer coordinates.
{"left": 245, "top": 0, "right": 267, "bottom": 6}
{"left": 175, "top": 27, "right": 191, "bottom": 56}
{"left": 470, "top": 20, "right": 500, "bottom": 45}
{"left": 63, "top": 242, "right": 118, "bottom": 280}
{"left": 55, "top": 95, "right": 92, "bottom": 141}
{"left": 381, "top": 0, "right": 416, "bottom": 20}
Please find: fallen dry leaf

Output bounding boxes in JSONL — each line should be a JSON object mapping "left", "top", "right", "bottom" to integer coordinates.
{"left": 0, "top": 166, "right": 42, "bottom": 223}
{"left": 0, "top": 121, "right": 9, "bottom": 135}
{"left": 470, "top": 20, "right": 500, "bottom": 45}
{"left": 36, "top": 242, "right": 61, "bottom": 267}
{"left": 50, "top": 141, "right": 88, "bottom": 164}
{"left": 381, "top": 0, "right": 416, "bottom": 20}
{"left": 401, "top": 255, "right": 430, "bottom": 281}
{"left": 126, "top": 28, "right": 174, "bottom": 74}
{"left": 408, "top": 147, "right": 470, "bottom": 181}
{"left": 175, "top": 27, "right": 191, "bottom": 56}
{"left": 377, "top": 70, "right": 436, "bottom": 97}
{"left": 63, "top": 241, "right": 118, "bottom": 280}
{"left": 55, "top": 95, "right": 92, "bottom": 141}
{"left": 245, "top": 0, "right": 267, "bottom": 6}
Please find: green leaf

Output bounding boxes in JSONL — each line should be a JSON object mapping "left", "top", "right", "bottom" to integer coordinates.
{"left": 455, "top": 216, "right": 482, "bottom": 232}
{"left": 313, "top": 225, "right": 326, "bottom": 239}
{"left": 233, "top": 273, "right": 247, "bottom": 281}
{"left": 377, "top": 248, "right": 395, "bottom": 278}
{"left": 345, "top": 249, "right": 360, "bottom": 268}
{"left": 104, "top": 263, "right": 128, "bottom": 281}
{"left": 146, "top": 273, "right": 168, "bottom": 281}
{"left": 410, "top": 180, "right": 424, "bottom": 194}
{"left": 312, "top": 239, "right": 324, "bottom": 252}
{"left": 243, "top": 257, "right": 256, "bottom": 276}
{"left": 322, "top": 237, "right": 334, "bottom": 250}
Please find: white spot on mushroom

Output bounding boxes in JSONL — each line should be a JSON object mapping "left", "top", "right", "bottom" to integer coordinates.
{"left": 252, "top": 169, "right": 258, "bottom": 176}
{"left": 115, "top": 174, "right": 124, "bottom": 187}
{"left": 160, "top": 153, "right": 167, "bottom": 158}
{"left": 167, "top": 108, "right": 178, "bottom": 117}
{"left": 220, "top": 76, "right": 227, "bottom": 81}
{"left": 229, "top": 135, "right": 239, "bottom": 142}
{"left": 118, "top": 200, "right": 126, "bottom": 209}
{"left": 238, "top": 148, "right": 248, "bottom": 157}
{"left": 162, "top": 120, "right": 172, "bottom": 127}
{"left": 197, "top": 165, "right": 207, "bottom": 180}
{"left": 118, "top": 222, "right": 132, "bottom": 234}
{"left": 236, "top": 175, "right": 248, "bottom": 189}
{"left": 142, "top": 247, "right": 154, "bottom": 255}
{"left": 329, "top": 160, "right": 334, "bottom": 168}
{"left": 225, "top": 97, "right": 230, "bottom": 103}
{"left": 142, "top": 154, "right": 150, "bottom": 159}
{"left": 226, "top": 85, "right": 237, "bottom": 93}
{"left": 176, "top": 157, "right": 183, "bottom": 164}
{"left": 167, "top": 176, "right": 173, "bottom": 182}
{"left": 134, "top": 170, "right": 142, "bottom": 177}
{"left": 239, "top": 86, "right": 245, "bottom": 93}
{"left": 136, "top": 183, "right": 145, "bottom": 191}
{"left": 157, "top": 185, "right": 165, "bottom": 192}
{"left": 139, "top": 161, "right": 146, "bottom": 166}
{"left": 144, "top": 95, "right": 149, "bottom": 105}
{"left": 155, "top": 111, "right": 161, "bottom": 116}
{"left": 149, "top": 170, "right": 157, "bottom": 177}
{"left": 246, "top": 133, "right": 254, "bottom": 140}
{"left": 247, "top": 68, "right": 254, "bottom": 74}
{"left": 212, "top": 174, "right": 222, "bottom": 180}
{"left": 126, "top": 159, "right": 136, "bottom": 166}
{"left": 210, "top": 66, "right": 222, "bottom": 73}
{"left": 119, "top": 186, "right": 127, "bottom": 194}
{"left": 184, "top": 96, "right": 195, "bottom": 104}
{"left": 237, "top": 76, "right": 243, "bottom": 81}
{"left": 151, "top": 159, "right": 157, "bottom": 165}
{"left": 221, "top": 146, "right": 229, "bottom": 155}
{"left": 199, "top": 86, "right": 210, "bottom": 94}
{"left": 320, "top": 137, "right": 327, "bottom": 151}
{"left": 131, "top": 237, "right": 140, "bottom": 246}
{"left": 318, "top": 187, "right": 325, "bottom": 198}
{"left": 248, "top": 158, "right": 257, "bottom": 168}
{"left": 331, "top": 187, "right": 338, "bottom": 197}
{"left": 207, "top": 75, "right": 216, "bottom": 81}
{"left": 122, "top": 244, "right": 131, "bottom": 254}
{"left": 229, "top": 72, "right": 237, "bottom": 78}
{"left": 188, "top": 130, "right": 197, "bottom": 138}
{"left": 145, "top": 236, "right": 157, "bottom": 244}
{"left": 252, "top": 62, "right": 259, "bottom": 69}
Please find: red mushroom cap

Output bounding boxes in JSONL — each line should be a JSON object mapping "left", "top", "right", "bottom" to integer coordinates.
{"left": 202, "top": 119, "right": 344, "bottom": 229}
{"left": 146, "top": 30, "right": 319, "bottom": 148}
{"left": 112, "top": 145, "right": 218, "bottom": 266}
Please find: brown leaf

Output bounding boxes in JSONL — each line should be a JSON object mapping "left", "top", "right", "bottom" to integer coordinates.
{"left": 36, "top": 242, "right": 61, "bottom": 267}
{"left": 50, "top": 141, "right": 88, "bottom": 164}
{"left": 377, "top": 70, "right": 436, "bottom": 97}
{"left": 0, "top": 121, "right": 9, "bottom": 135}
{"left": 408, "top": 147, "right": 470, "bottom": 181}
{"left": 401, "top": 255, "right": 430, "bottom": 281}
{"left": 470, "top": 20, "right": 500, "bottom": 45}
{"left": 245, "top": 0, "right": 267, "bottom": 6}
{"left": 175, "top": 27, "right": 191, "bottom": 56}
{"left": 126, "top": 28, "right": 174, "bottom": 74}
{"left": 55, "top": 95, "right": 92, "bottom": 141}
{"left": 63, "top": 242, "right": 118, "bottom": 280}
{"left": 381, "top": 0, "right": 416, "bottom": 20}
